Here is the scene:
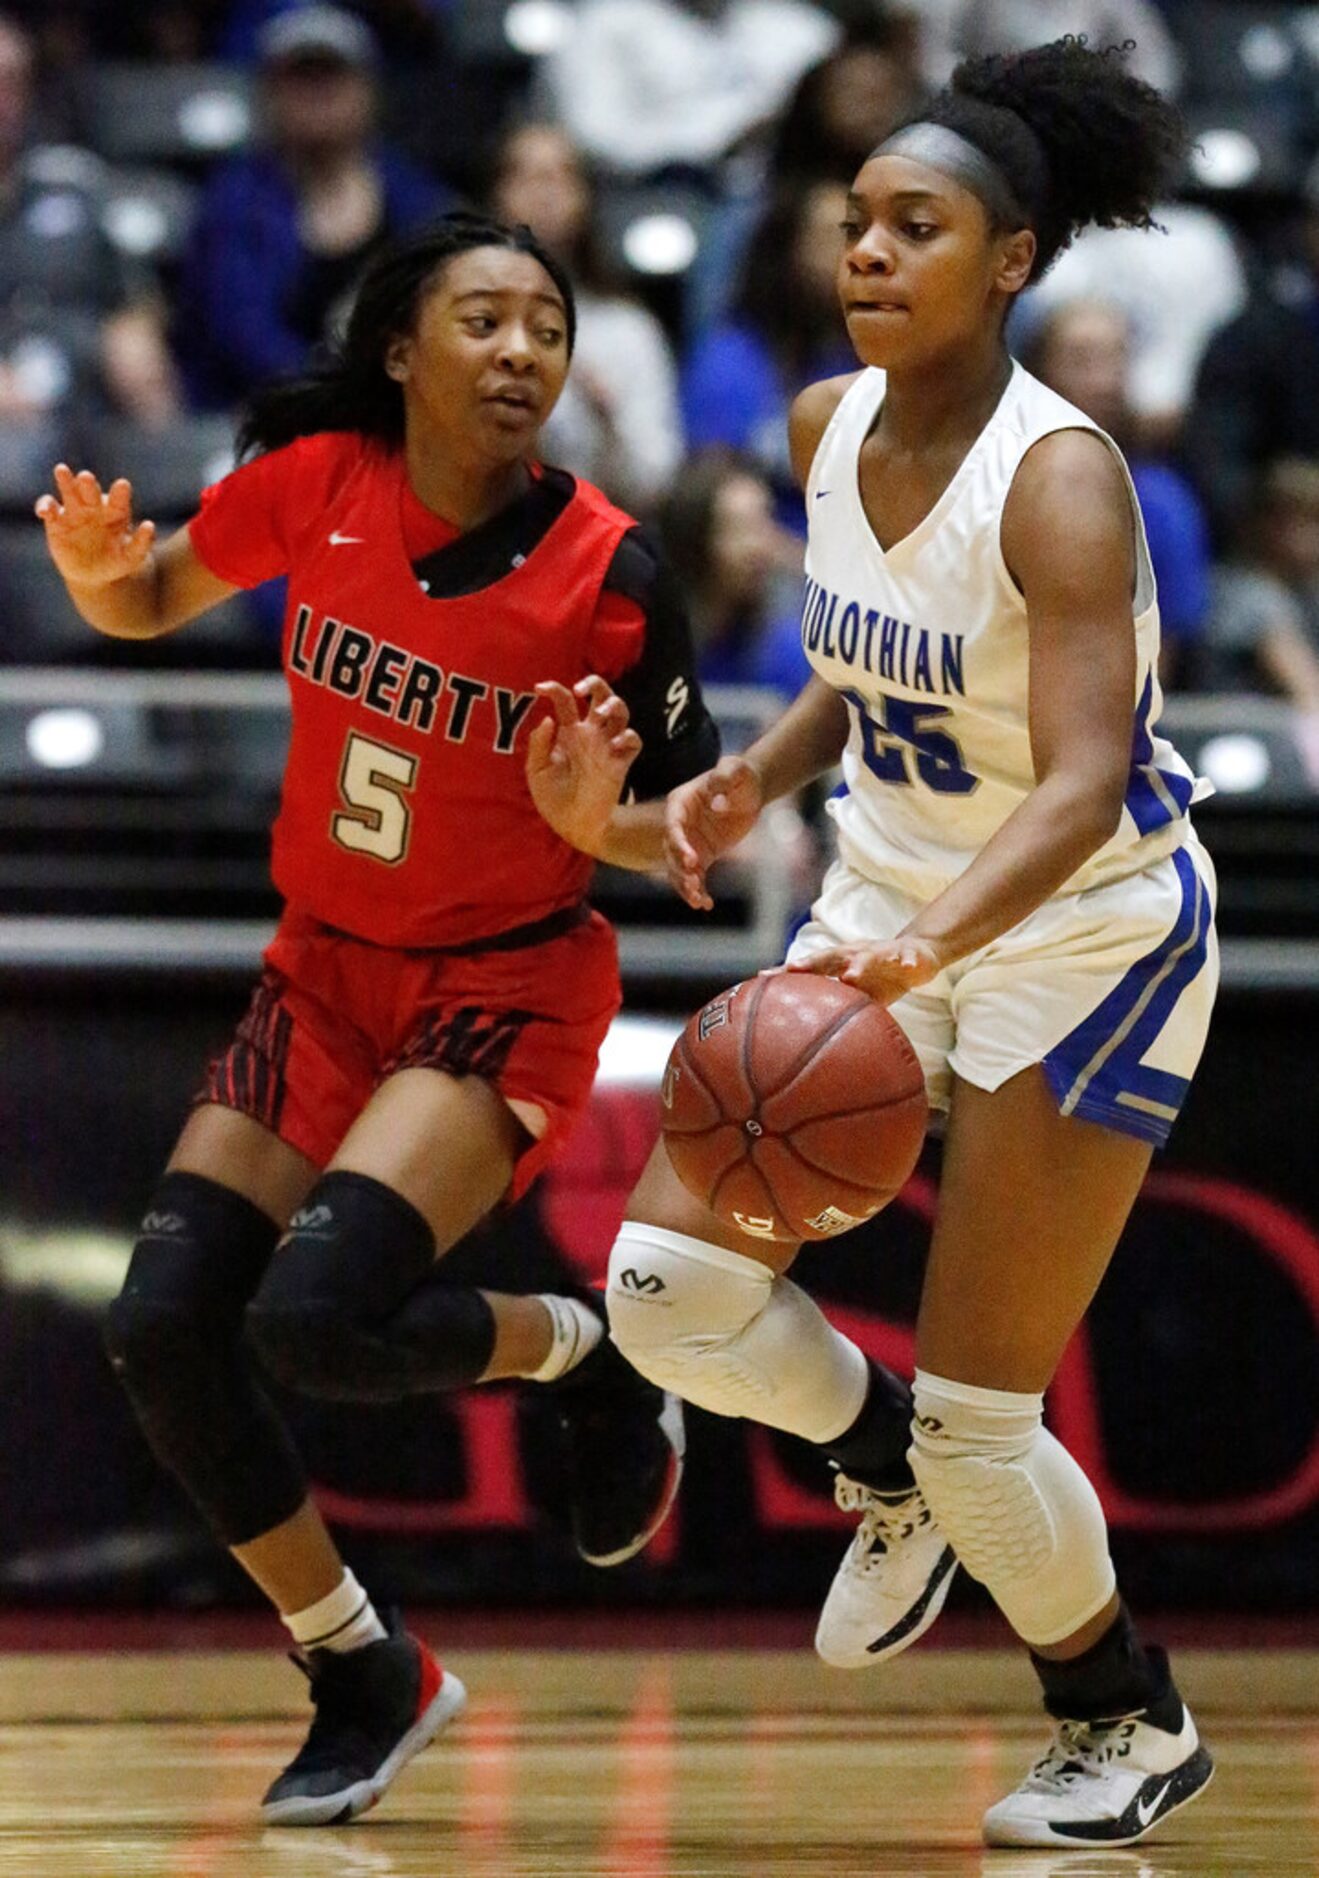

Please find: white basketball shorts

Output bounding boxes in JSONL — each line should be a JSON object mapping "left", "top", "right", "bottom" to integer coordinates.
{"left": 783, "top": 837, "right": 1218, "bottom": 1147}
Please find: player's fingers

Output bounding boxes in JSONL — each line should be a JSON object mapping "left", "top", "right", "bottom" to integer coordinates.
{"left": 104, "top": 477, "right": 135, "bottom": 520}
{"left": 534, "top": 679, "right": 580, "bottom": 729}
{"left": 594, "top": 702, "right": 630, "bottom": 745}
{"left": 121, "top": 520, "right": 155, "bottom": 568}
{"left": 666, "top": 822, "right": 701, "bottom": 872}
{"left": 574, "top": 674, "right": 616, "bottom": 714}
{"left": 74, "top": 469, "right": 102, "bottom": 506}
{"left": 33, "top": 493, "right": 61, "bottom": 523}
{"left": 609, "top": 728, "right": 642, "bottom": 763}
{"left": 675, "top": 870, "right": 711, "bottom": 911}
{"left": 51, "top": 462, "right": 76, "bottom": 498}
{"left": 784, "top": 950, "right": 846, "bottom": 976}
{"left": 839, "top": 962, "right": 900, "bottom": 1006}
{"left": 524, "top": 715, "right": 557, "bottom": 771}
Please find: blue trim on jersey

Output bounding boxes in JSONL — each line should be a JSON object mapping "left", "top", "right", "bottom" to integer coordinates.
{"left": 1125, "top": 672, "right": 1195, "bottom": 835}
{"left": 1041, "top": 846, "right": 1210, "bottom": 1147}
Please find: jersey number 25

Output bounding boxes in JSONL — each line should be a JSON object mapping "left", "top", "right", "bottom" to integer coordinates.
{"left": 845, "top": 691, "right": 979, "bottom": 796}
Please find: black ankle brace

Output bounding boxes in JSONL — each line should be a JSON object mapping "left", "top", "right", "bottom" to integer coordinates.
{"left": 1031, "top": 1606, "right": 1176, "bottom": 1723}
{"left": 819, "top": 1357, "right": 916, "bottom": 1494}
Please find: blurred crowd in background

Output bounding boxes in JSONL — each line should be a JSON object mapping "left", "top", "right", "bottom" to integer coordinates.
{"left": 1, "top": 0, "right": 1318, "bottom": 721}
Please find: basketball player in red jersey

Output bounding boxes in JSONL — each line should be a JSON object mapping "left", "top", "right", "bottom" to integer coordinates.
{"left": 35, "top": 213, "right": 718, "bottom": 1827}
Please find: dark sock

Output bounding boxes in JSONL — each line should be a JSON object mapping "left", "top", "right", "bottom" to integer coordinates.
{"left": 1031, "top": 1605, "right": 1179, "bottom": 1725}
{"left": 818, "top": 1358, "right": 915, "bottom": 1494}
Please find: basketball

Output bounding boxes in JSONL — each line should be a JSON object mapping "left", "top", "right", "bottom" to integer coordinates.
{"left": 660, "top": 973, "right": 928, "bottom": 1242}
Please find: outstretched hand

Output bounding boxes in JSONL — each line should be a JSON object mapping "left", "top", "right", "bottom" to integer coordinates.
{"left": 664, "top": 754, "right": 764, "bottom": 911}
{"left": 785, "top": 936, "right": 943, "bottom": 1006}
{"left": 525, "top": 675, "right": 641, "bottom": 857}
{"left": 34, "top": 464, "right": 155, "bottom": 588}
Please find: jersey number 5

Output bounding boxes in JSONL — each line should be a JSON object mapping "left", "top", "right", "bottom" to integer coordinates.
{"left": 332, "top": 730, "right": 418, "bottom": 864}
{"left": 845, "top": 691, "right": 979, "bottom": 796}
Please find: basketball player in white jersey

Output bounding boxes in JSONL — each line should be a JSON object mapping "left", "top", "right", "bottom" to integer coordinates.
{"left": 529, "top": 37, "right": 1217, "bottom": 1848}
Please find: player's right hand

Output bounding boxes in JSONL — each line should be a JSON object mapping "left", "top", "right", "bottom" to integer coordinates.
{"left": 34, "top": 464, "right": 156, "bottom": 589}
{"left": 664, "top": 755, "right": 764, "bottom": 912}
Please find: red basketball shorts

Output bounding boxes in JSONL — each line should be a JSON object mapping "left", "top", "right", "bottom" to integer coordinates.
{"left": 198, "top": 904, "right": 621, "bottom": 1199}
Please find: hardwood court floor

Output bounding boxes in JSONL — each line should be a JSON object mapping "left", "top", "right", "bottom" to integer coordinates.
{"left": 0, "top": 1643, "right": 1315, "bottom": 1877}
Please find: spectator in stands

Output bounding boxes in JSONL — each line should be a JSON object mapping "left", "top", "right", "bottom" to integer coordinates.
{"left": 174, "top": 5, "right": 449, "bottom": 410}
{"left": 1187, "top": 157, "right": 1319, "bottom": 546}
{"left": 487, "top": 121, "right": 683, "bottom": 516}
{"left": 1025, "top": 298, "right": 1212, "bottom": 687}
{"left": 219, "top": 1, "right": 447, "bottom": 65}
{"left": 908, "top": 0, "right": 1180, "bottom": 92}
{"left": 770, "top": 15, "right": 925, "bottom": 187}
{"left": 0, "top": 11, "right": 181, "bottom": 435}
{"left": 680, "top": 175, "right": 854, "bottom": 523}
{"left": 1205, "top": 458, "right": 1319, "bottom": 728}
{"left": 658, "top": 447, "right": 807, "bottom": 695}
{"left": 1015, "top": 198, "right": 1245, "bottom": 450}
{"left": 689, "top": 16, "right": 924, "bottom": 335}
{"left": 541, "top": 0, "right": 840, "bottom": 180}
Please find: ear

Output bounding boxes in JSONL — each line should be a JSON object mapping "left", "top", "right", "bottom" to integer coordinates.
{"left": 996, "top": 226, "right": 1036, "bottom": 297}
{"left": 383, "top": 335, "right": 411, "bottom": 385}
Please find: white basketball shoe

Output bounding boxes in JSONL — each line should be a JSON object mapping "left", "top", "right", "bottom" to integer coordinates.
{"left": 814, "top": 1472, "right": 958, "bottom": 1668}
{"left": 983, "top": 1692, "right": 1214, "bottom": 1848}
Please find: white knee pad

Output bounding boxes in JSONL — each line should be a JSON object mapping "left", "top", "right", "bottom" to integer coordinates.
{"left": 606, "top": 1223, "right": 868, "bottom": 1444}
{"left": 909, "top": 1369, "right": 1116, "bottom": 1648}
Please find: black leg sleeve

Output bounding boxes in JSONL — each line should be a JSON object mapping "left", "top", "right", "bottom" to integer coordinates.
{"left": 105, "top": 1171, "right": 310, "bottom": 1546}
{"left": 246, "top": 1171, "right": 498, "bottom": 1403}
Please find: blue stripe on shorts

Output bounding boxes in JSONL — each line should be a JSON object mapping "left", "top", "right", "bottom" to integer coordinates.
{"left": 1125, "top": 671, "right": 1196, "bottom": 836}
{"left": 1041, "top": 846, "right": 1211, "bottom": 1146}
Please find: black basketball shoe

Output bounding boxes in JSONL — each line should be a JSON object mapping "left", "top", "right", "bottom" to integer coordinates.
{"left": 541, "top": 1303, "right": 685, "bottom": 1566}
{"left": 261, "top": 1620, "right": 466, "bottom": 1827}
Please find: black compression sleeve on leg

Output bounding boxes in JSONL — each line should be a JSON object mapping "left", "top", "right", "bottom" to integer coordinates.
{"left": 105, "top": 1171, "right": 309, "bottom": 1546}
{"left": 818, "top": 1358, "right": 917, "bottom": 1494}
{"left": 246, "top": 1170, "right": 499, "bottom": 1402}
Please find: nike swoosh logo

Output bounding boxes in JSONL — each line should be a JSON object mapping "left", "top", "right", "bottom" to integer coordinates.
{"left": 1135, "top": 1778, "right": 1172, "bottom": 1827}
{"left": 328, "top": 531, "right": 364, "bottom": 546}
{"left": 814, "top": 489, "right": 831, "bottom": 500}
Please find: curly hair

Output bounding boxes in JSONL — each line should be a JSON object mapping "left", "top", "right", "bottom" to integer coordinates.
{"left": 890, "top": 37, "right": 1189, "bottom": 282}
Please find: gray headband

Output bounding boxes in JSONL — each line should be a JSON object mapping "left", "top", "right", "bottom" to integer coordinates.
{"left": 875, "top": 122, "right": 1032, "bottom": 227}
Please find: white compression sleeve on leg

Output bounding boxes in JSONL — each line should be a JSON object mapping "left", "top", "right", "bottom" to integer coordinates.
{"left": 606, "top": 1222, "right": 868, "bottom": 1444}
{"left": 909, "top": 1369, "right": 1117, "bottom": 1648}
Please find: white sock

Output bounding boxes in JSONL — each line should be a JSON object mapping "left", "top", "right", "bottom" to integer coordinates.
{"left": 527, "top": 1293, "right": 604, "bottom": 1382}
{"left": 284, "top": 1569, "right": 387, "bottom": 1655}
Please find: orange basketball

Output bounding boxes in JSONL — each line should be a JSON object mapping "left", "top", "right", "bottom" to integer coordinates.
{"left": 660, "top": 973, "right": 927, "bottom": 1243}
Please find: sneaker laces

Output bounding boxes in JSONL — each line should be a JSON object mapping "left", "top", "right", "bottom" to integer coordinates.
{"left": 1023, "top": 1715, "right": 1139, "bottom": 1792}
{"left": 833, "top": 1474, "right": 930, "bottom": 1577}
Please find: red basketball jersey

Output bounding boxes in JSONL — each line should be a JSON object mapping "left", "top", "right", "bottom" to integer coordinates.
{"left": 190, "top": 432, "right": 640, "bottom": 947}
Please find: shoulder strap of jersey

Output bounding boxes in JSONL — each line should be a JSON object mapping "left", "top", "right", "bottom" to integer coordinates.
{"left": 806, "top": 369, "right": 885, "bottom": 503}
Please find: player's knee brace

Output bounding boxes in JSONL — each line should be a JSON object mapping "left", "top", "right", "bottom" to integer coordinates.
{"left": 909, "top": 1368, "right": 1117, "bottom": 1647}
{"left": 245, "top": 1169, "right": 497, "bottom": 1402}
{"left": 606, "top": 1222, "right": 868, "bottom": 1443}
{"left": 104, "top": 1171, "right": 307, "bottom": 1546}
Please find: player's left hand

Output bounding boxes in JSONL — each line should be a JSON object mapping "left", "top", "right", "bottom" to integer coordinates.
{"left": 526, "top": 675, "right": 641, "bottom": 857}
{"left": 784, "top": 936, "right": 943, "bottom": 1006}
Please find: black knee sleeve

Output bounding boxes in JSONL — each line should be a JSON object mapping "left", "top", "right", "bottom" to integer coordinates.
{"left": 105, "top": 1171, "right": 309, "bottom": 1546}
{"left": 246, "top": 1170, "right": 498, "bottom": 1402}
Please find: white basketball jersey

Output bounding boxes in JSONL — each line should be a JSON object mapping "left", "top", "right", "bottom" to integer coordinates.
{"left": 802, "top": 361, "right": 1208, "bottom": 897}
